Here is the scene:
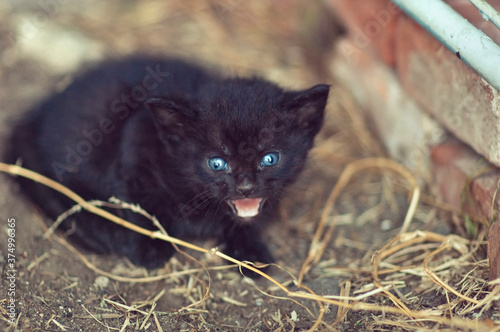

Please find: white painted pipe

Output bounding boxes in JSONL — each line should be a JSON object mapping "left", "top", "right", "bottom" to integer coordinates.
{"left": 392, "top": 0, "right": 500, "bottom": 92}
{"left": 469, "top": 0, "right": 500, "bottom": 31}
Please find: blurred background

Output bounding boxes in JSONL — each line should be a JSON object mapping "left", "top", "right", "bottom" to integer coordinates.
{"left": 1, "top": 1, "right": 497, "bottom": 331}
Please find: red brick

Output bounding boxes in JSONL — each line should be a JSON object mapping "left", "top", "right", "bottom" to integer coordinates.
{"left": 326, "top": 0, "right": 401, "bottom": 66}
{"left": 330, "top": 2, "right": 500, "bottom": 283}
{"left": 331, "top": 38, "right": 444, "bottom": 181}
{"left": 431, "top": 139, "right": 500, "bottom": 283}
{"left": 488, "top": 222, "right": 500, "bottom": 283}
{"left": 396, "top": 14, "right": 500, "bottom": 167}
{"left": 430, "top": 139, "right": 500, "bottom": 220}
{"left": 430, "top": 141, "right": 469, "bottom": 209}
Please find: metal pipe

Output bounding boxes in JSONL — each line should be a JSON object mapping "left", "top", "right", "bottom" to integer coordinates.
{"left": 392, "top": 0, "right": 500, "bottom": 92}
{"left": 468, "top": 0, "right": 500, "bottom": 31}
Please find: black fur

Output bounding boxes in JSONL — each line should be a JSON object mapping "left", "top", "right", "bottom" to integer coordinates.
{"left": 5, "top": 56, "right": 329, "bottom": 274}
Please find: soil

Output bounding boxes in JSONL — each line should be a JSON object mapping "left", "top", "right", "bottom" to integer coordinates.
{"left": 0, "top": 1, "right": 497, "bottom": 331}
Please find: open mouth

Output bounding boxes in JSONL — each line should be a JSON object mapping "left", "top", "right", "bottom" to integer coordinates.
{"left": 228, "top": 198, "right": 264, "bottom": 219}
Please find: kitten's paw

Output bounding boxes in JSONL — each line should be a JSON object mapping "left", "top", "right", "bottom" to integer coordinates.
{"left": 125, "top": 238, "right": 176, "bottom": 269}
{"left": 224, "top": 240, "right": 274, "bottom": 278}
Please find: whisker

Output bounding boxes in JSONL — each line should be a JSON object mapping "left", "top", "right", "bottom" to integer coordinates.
{"left": 284, "top": 184, "right": 316, "bottom": 195}
{"left": 178, "top": 190, "right": 211, "bottom": 212}
{"left": 203, "top": 194, "right": 228, "bottom": 226}
{"left": 212, "top": 195, "right": 229, "bottom": 223}
{"left": 176, "top": 189, "right": 215, "bottom": 222}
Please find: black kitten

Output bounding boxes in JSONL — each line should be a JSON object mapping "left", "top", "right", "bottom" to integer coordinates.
{"left": 6, "top": 56, "right": 329, "bottom": 273}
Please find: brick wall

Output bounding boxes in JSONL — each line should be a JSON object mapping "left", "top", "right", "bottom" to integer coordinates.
{"left": 327, "top": 0, "right": 500, "bottom": 281}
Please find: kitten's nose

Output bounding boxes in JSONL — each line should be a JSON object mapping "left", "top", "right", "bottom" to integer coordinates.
{"left": 236, "top": 175, "right": 256, "bottom": 196}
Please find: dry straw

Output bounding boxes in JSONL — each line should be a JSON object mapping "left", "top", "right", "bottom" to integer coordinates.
{"left": 1, "top": 161, "right": 497, "bottom": 331}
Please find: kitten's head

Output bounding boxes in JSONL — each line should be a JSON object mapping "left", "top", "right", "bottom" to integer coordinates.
{"left": 147, "top": 79, "right": 329, "bottom": 221}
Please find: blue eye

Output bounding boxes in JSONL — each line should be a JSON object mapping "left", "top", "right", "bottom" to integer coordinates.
{"left": 208, "top": 157, "right": 228, "bottom": 171}
{"left": 260, "top": 152, "right": 280, "bottom": 167}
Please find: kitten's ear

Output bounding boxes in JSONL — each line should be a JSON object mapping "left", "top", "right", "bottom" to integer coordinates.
{"left": 146, "top": 96, "right": 197, "bottom": 141}
{"left": 283, "top": 84, "right": 330, "bottom": 135}
{"left": 146, "top": 96, "right": 197, "bottom": 126}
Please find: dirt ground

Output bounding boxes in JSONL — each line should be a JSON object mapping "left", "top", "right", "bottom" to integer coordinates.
{"left": 0, "top": 1, "right": 498, "bottom": 331}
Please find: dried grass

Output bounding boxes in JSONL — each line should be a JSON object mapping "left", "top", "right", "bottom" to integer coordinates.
{"left": 1, "top": 158, "right": 498, "bottom": 331}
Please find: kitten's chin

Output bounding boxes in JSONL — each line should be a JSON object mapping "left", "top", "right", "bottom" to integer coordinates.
{"left": 228, "top": 198, "right": 264, "bottom": 220}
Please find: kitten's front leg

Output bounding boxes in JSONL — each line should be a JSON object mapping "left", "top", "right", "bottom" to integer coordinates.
{"left": 223, "top": 223, "right": 274, "bottom": 278}
{"left": 109, "top": 207, "right": 177, "bottom": 269}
